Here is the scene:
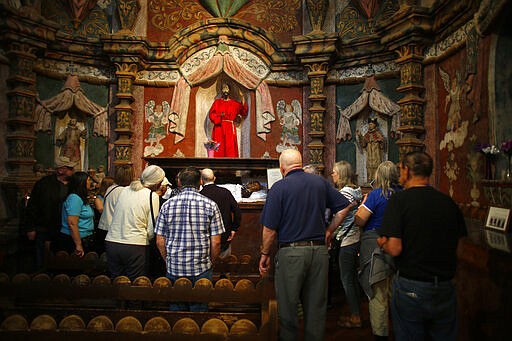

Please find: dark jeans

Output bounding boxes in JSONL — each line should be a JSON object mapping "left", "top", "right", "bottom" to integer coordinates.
{"left": 34, "top": 231, "right": 51, "bottom": 271}
{"left": 391, "top": 274, "right": 458, "bottom": 341}
{"left": 166, "top": 268, "right": 212, "bottom": 312}
{"left": 338, "top": 241, "right": 361, "bottom": 315}
{"left": 105, "top": 241, "right": 147, "bottom": 281}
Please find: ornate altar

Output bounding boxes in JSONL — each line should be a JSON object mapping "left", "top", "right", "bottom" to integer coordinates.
{"left": 145, "top": 157, "right": 280, "bottom": 260}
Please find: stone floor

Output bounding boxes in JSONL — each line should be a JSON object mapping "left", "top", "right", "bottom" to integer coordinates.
{"left": 325, "top": 293, "right": 375, "bottom": 341}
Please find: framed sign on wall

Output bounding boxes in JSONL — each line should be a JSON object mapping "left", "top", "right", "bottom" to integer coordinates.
{"left": 485, "top": 206, "right": 511, "bottom": 232}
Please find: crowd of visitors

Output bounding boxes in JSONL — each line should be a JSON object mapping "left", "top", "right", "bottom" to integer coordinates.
{"left": 23, "top": 150, "right": 466, "bottom": 340}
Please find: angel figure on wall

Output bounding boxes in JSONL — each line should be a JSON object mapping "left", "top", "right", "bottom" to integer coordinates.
{"left": 439, "top": 67, "right": 469, "bottom": 152}
{"left": 276, "top": 99, "right": 302, "bottom": 153}
{"left": 144, "top": 100, "right": 170, "bottom": 157}
{"left": 440, "top": 67, "right": 463, "bottom": 132}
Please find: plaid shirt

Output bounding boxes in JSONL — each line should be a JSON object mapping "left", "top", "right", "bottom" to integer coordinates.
{"left": 155, "top": 187, "right": 225, "bottom": 276}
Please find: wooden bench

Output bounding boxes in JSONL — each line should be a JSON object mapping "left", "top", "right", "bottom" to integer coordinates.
{"left": 0, "top": 272, "right": 277, "bottom": 340}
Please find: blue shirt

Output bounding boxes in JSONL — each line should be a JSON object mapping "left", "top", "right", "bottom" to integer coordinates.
{"left": 60, "top": 193, "right": 94, "bottom": 238}
{"left": 260, "top": 169, "right": 350, "bottom": 243}
{"left": 154, "top": 187, "right": 225, "bottom": 277}
{"left": 361, "top": 186, "right": 401, "bottom": 232}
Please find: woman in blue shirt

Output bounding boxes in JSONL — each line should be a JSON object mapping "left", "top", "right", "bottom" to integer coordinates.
{"left": 355, "top": 161, "right": 401, "bottom": 341}
{"left": 58, "top": 171, "right": 94, "bottom": 257}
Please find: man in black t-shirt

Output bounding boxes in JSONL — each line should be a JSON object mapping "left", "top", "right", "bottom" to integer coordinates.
{"left": 377, "top": 151, "right": 466, "bottom": 341}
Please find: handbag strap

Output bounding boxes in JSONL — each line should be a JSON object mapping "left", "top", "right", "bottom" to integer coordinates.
{"left": 104, "top": 185, "right": 121, "bottom": 200}
{"left": 341, "top": 221, "right": 355, "bottom": 238}
{"left": 149, "top": 190, "right": 156, "bottom": 227}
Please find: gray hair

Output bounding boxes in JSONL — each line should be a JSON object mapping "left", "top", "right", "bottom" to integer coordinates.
{"left": 303, "top": 164, "right": 318, "bottom": 174}
{"left": 130, "top": 165, "right": 165, "bottom": 191}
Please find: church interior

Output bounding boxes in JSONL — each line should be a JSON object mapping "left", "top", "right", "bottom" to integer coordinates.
{"left": 0, "top": 0, "right": 511, "bottom": 339}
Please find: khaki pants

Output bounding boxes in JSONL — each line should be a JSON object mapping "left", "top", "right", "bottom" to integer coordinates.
{"left": 369, "top": 276, "right": 392, "bottom": 336}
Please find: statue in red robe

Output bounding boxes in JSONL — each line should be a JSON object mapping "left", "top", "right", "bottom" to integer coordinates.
{"left": 209, "top": 83, "right": 248, "bottom": 157}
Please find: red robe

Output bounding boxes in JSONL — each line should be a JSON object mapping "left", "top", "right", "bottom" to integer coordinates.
{"left": 209, "top": 98, "right": 248, "bottom": 157}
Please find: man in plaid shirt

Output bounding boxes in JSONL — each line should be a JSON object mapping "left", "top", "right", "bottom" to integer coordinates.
{"left": 155, "top": 167, "right": 225, "bottom": 311}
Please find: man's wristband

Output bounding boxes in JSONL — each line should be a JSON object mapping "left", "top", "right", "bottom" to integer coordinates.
{"left": 261, "top": 251, "right": 270, "bottom": 256}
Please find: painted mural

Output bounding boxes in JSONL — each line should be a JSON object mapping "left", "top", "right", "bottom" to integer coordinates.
{"left": 275, "top": 99, "right": 301, "bottom": 153}
{"left": 42, "top": 0, "right": 112, "bottom": 39}
{"left": 147, "top": 0, "right": 302, "bottom": 42}
{"left": 143, "top": 100, "right": 170, "bottom": 157}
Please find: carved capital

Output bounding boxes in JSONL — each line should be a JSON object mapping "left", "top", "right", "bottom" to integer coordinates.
{"left": 304, "top": 61, "right": 330, "bottom": 75}
{"left": 395, "top": 44, "right": 424, "bottom": 64}
{"left": 114, "top": 62, "right": 139, "bottom": 76}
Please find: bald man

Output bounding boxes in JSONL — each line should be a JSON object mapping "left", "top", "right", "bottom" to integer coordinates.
{"left": 259, "top": 149, "right": 352, "bottom": 341}
{"left": 200, "top": 168, "right": 241, "bottom": 258}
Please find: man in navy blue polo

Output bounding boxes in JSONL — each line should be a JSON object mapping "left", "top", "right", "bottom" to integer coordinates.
{"left": 259, "top": 149, "right": 351, "bottom": 341}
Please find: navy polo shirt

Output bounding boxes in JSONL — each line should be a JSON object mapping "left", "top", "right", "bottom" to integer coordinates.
{"left": 260, "top": 169, "right": 350, "bottom": 243}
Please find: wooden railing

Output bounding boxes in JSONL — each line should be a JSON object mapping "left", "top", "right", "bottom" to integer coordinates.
{"left": 0, "top": 272, "right": 277, "bottom": 340}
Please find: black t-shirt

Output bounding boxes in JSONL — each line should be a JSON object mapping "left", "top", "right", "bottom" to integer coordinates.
{"left": 380, "top": 186, "right": 467, "bottom": 281}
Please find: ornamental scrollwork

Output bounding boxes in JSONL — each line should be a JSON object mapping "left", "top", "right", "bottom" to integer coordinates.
{"left": 310, "top": 78, "right": 324, "bottom": 95}
{"left": 149, "top": 0, "right": 210, "bottom": 33}
{"left": 8, "top": 139, "right": 34, "bottom": 158}
{"left": 309, "top": 148, "right": 323, "bottom": 165}
{"left": 237, "top": 0, "right": 300, "bottom": 34}
{"left": 115, "top": 145, "right": 132, "bottom": 161}
{"left": 116, "top": 110, "right": 132, "bottom": 129}
{"left": 9, "top": 95, "right": 35, "bottom": 119}
{"left": 310, "top": 112, "right": 324, "bottom": 132}
{"left": 400, "top": 103, "right": 423, "bottom": 127}
{"left": 118, "top": 78, "right": 132, "bottom": 94}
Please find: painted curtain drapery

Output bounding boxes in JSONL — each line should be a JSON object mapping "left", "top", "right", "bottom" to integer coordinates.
{"left": 169, "top": 37, "right": 275, "bottom": 143}
{"left": 35, "top": 75, "right": 108, "bottom": 138}
{"left": 336, "top": 76, "right": 400, "bottom": 142}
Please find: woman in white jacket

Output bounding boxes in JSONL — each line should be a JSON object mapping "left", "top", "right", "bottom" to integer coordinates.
{"left": 105, "top": 165, "right": 165, "bottom": 281}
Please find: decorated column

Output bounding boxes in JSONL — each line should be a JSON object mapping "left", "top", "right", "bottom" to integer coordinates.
{"left": 0, "top": 5, "right": 57, "bottom": 221}
{"left": 379, "top": 1, "right": 431, "bottom": 157}
{"left": 103, "top": 0, "right": 142, "bottom": 166}
{"left": 293, "top": 1, "right": 336, "bottom": 172}
{"left": 103, "top": 34, "right": 147, "bottom": 166}
{"left": 395, "top": 43, "right": 427, "bottom": 156}
{"left": 112, "top": 60, "right": 138, "bottom": 166}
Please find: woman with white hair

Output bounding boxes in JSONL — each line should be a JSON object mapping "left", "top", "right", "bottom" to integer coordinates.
{"left": 105, "top": 165, "right": 165, "bottom": 280}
